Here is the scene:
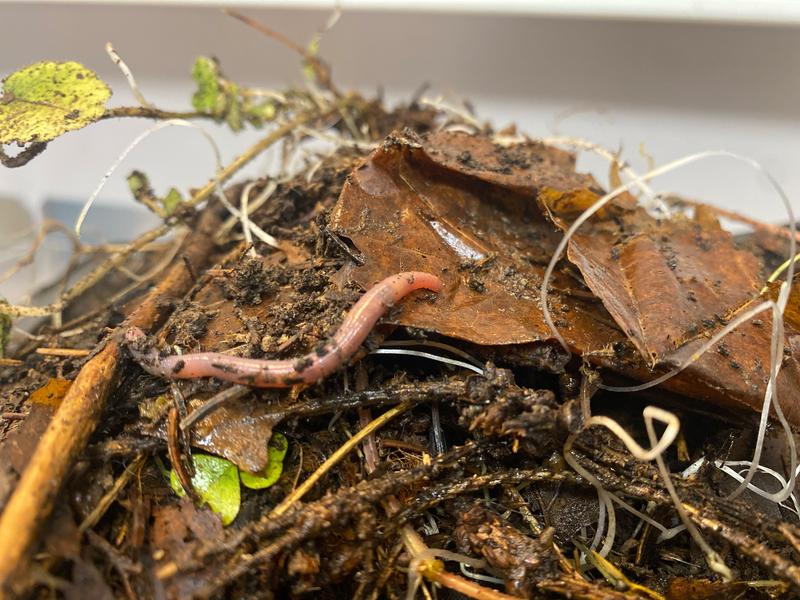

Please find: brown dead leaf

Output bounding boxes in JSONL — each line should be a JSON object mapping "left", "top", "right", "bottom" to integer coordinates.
{"left": 0, "top": 381, "right": 69, "bottom": 476}
{"left": 329, "top": 129, "right": 800, "bottom": 424}
{"left": 29, "top": 378, "right": 72, "bottom": 407}
{"left": 666, "top": 577, "right": 784, "bottom": 600}
{"left": 150, "top": 497, "right": 223, "bottom": 567}
{"left": 189, "top": 394, "right": 282, "bottom": 473}
{"left": 329, "top": 129, "right": 625, "bottom": 353}
{"left": 539, "top": 196, "right": 762, "bottom": 365}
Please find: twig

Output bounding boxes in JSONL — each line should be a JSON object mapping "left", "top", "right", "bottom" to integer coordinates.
{"left": 1, "top": 413, "right": 26, "bottom": 421}
{"left": 78, "top": 454, "right": 146, "bottom": 533}
{"left": 269, "top": 400, "right": 412, "bottom": 518}
{"left": 0, "top": 205, "right": 222, "bottom": 593}
{"left": 34, "top": 348, "right": 91, "bottom": 358}
{"left": 102, "top": 106, "right": 210, "bottom": 121}
{"left": 0, "top": 359, "right": 23, "bottom": 368}
{"left": 167, "top": 407, "right": 196, "bottom": 499}
{"left": 223, "top": 9, "right": 339, "bottom": 96}
{"left": 0, "top": 220, "right": 80, "bottom": 285}
{"left": 421, "top": 567, "right": 517, "bottom": 600}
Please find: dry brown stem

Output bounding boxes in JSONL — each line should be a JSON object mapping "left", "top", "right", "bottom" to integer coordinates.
{"left": 0, "top": 204, "right": 223, "bottom": 596}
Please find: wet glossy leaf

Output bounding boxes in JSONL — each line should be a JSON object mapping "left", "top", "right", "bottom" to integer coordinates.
{"left": 170, "top": 454, "right": 240, "bottom": 526}
{"left": 189, "top": 395, "right": 282, "bottom": 473}
{"left": 240, "top": 432, "right": 288, "bottom": 489}
{"left": 329, "top": 129, "right": 621, "bottom": 354}
{"left": 0, "top": 61, "right": 111, "bottom": 145}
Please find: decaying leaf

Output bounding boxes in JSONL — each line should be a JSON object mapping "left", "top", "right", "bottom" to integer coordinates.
{"left": 150, "top": 496, "right": 224, "bottom": 569}
{"left": 29, "top": 378, "right": 72, "bottom": 407}
{"left": 0, "top": 61, "right": 111, "bottom": 145}
{"left": 329, "top": 129, "right": 800, "bottom": 423}
{"left": 539, "top": 193, "right": 762, "bottom": 364}
{"left": 188, "top": 395, "right": 283, "bottom": 473}
{"left": 329, "top": 129, "right": 624, "bottom": 354}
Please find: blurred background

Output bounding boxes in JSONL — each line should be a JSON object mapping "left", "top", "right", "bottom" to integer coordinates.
{"left": 1, "top": 0, "right": 799, "bottom": 302}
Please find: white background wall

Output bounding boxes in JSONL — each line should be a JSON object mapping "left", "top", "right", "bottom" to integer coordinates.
{"left": 0, "top": 2, "right": 799, "bottom": 298}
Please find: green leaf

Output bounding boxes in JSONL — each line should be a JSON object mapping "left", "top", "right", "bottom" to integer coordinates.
{"left": 244, "top": 100, "right": 276, "bottom": 126}
{"left": 162, "top": 188, "right": 183, "bottom": 215}
{"left": 240, "top": 432, "right": 289, "bottom": 490}
{"left": 0, "top": 61, "right": 111, "bottom": 145}
{"left": 170, "top": 454, "right": 240, "bottom": 526}
{"left": 190, "top": 57, "right": 224, "bottom": 116}
{"left": 127, "top": 170, "right": 150, "bottom": 197}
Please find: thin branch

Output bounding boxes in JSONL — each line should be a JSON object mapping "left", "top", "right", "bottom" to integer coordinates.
{"left": 269, "top": 400, "right": 412, "bottom": 518}
{"left": 102, "top": 106, "right": 211, "bottom": 121}
{"left": 223, "top": 9, "right": 340, "bottom": 96}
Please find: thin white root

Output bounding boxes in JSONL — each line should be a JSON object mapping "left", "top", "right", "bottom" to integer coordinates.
{"left": 74, "top": 119, "right": 281, "bottom": 251}
{"left": 419, "top": 95, "right": 483, "bottom": 131}
{"left": 75, "top": 119, "right": 185, "bottom": 237}
{"left": 369, "top": 348, "right": 485, "bottom": 376}
{"left": 715, "top": 460, "right": 800, "bottom": 518}
{"left": 380, "top": 339, "right": 484, "bottom": 368}
{"left": 458, "top": 562, "right": 504, "bottom": 585}
{"left": 542, "top": 148, "right": 797, "bottom": 513}
{"left": 539, "top": 136, "right": 663, "bottom": 214}
{"left": 239, "top": 181, "right": 257, "bottom": 256}
{"left": 105, "top": 42, "right": 152, "bottom": 108}
{"left": 217, "top": 179, "right": 278, "bottom": 242}
{"left": 564, "top": 406, "right": 732, "bottom": 579}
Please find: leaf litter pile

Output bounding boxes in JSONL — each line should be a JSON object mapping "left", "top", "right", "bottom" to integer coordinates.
{"left": 1, "top": 15, "right": 800, "bottom": 600}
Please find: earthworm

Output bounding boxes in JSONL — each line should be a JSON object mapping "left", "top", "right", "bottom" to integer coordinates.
{"left": 124, "top": 271, "right": 442, "bottom": 387}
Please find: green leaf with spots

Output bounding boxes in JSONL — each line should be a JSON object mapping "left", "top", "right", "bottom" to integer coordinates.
{"left": 0, "top": 61, "right": 111, "bottom": 145}
{"left": 240, "top": 432, "right": 289, "bottom": 490}
{"left": 190, "top": 57, "right": 224, "bottom": 116}
{"left": 170, "top": 454, "right": 240, "bottom": 526}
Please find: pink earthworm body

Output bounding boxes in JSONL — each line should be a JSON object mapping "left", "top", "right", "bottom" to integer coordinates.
{"left": 125, "top": 271, "right": 442, "bottom": 387}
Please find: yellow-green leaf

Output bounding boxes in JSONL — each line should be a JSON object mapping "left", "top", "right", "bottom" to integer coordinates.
{"left": 240, "top": 432, "right": 288, "bottom": 490}
{"left": 190, "top": 57, "right": 224, "bottom": 116}
{"left": 0, "top": 61, "right": 111, "bottom": 145}
{"left": 162, "top": 188, "right": 183, "bottom": 215}
{"left": 170, "top": 454, "right": 240, "bottom": 526}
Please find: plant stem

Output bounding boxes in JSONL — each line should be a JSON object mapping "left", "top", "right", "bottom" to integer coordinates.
{"left": 269, "top": 400, "right": 412, "bottom": 518}
{"left": 102, "top": 106, "right": 211, "bottom": 121}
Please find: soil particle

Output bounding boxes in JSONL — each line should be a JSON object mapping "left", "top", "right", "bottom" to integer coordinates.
{"left": 229, "top": 257, "right": 277, "bottom": 306}
{"left": 453, "top": 503, "right": 557, "bottom": 596}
